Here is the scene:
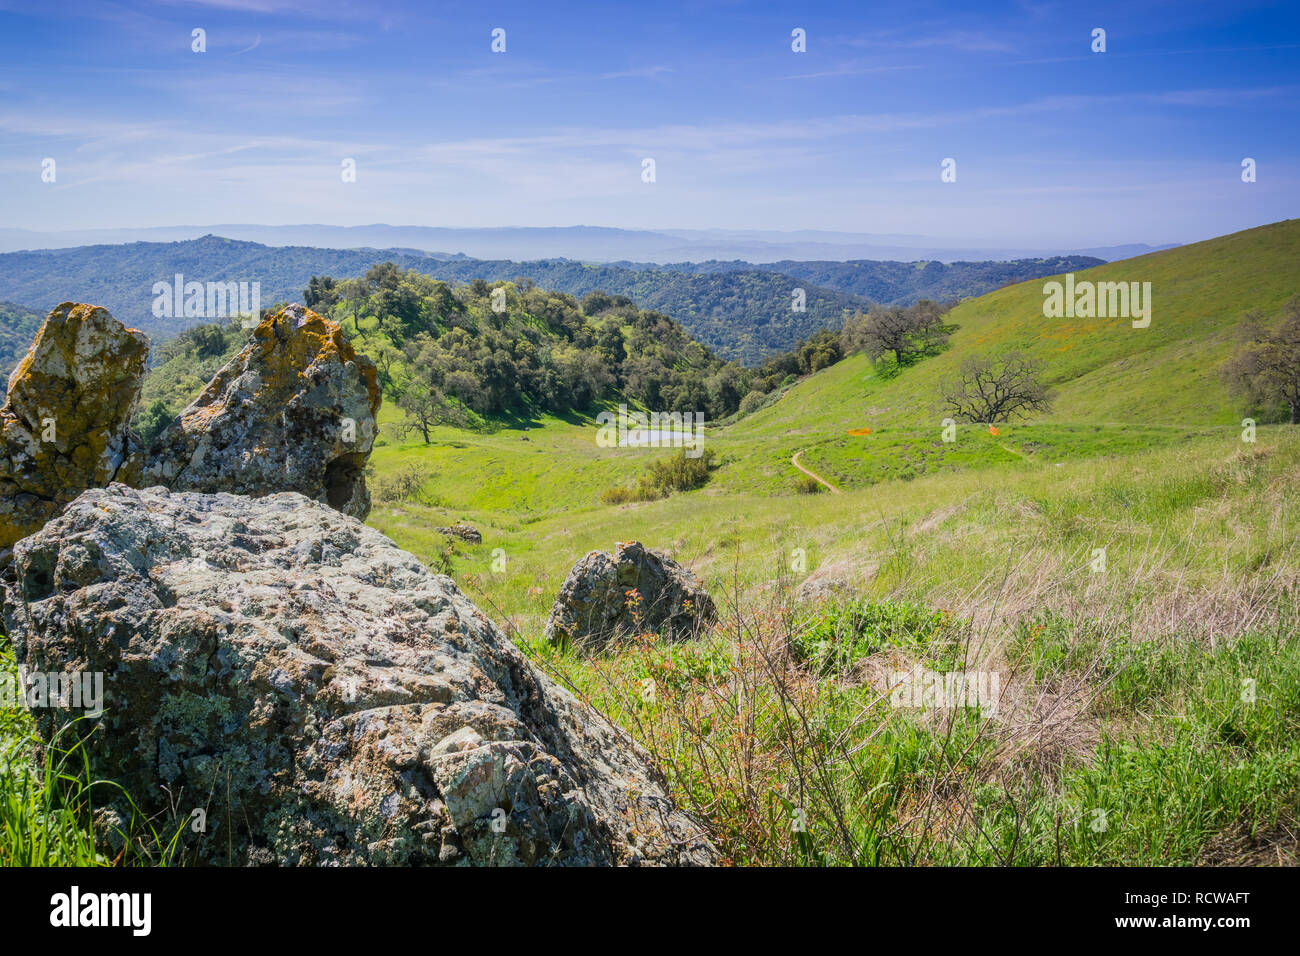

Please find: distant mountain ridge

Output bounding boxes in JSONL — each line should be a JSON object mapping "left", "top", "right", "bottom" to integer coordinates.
{"left": 0, "top": 224, "right": 1178, "bottom": 264}
{"left": 0, "top": 236, "right": 1107, "bottom": 364}
{"left": 0, "top": 236, "right": 866, "bottom": 364}
{"left": 612, "top": 256, "right": 1106, "bottom": 306}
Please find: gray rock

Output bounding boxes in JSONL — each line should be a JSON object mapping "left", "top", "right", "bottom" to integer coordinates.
{"left": 436, "top": 524, "right": 482, "bottom": 545}
{"left": 2, "top": 485, "right": 715, "bottom": 866}
{"left": 544, "top": 541, "right": 716, "bottom": 653}
{"left": 127, "top": 304, "right": 381, "bottom": 520}
{"left": 796, "top": 576, "right": 851, "bottom": 603}
{"left": 0, "top": 303, "right": 148, "bottom": 552}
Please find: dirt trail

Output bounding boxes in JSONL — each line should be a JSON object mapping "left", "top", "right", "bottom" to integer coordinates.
{"left": 791, "top": 450, "right": 842, "bottom": 494}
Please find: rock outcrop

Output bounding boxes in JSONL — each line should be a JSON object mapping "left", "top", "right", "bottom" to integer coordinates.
{"left": 436, "top": 524, "right": 482, "bottom": 545}
{"left": 3, "top": 485, "right": 715, "bottom": 866}
{"left": 0, "top": 303, "right": 148, "bottom": 556}
{"left": 544, "top": 541, "right": 716, "bottom": 653}
{"left": 128, "top": 304, "right": 380, "bottom": 520}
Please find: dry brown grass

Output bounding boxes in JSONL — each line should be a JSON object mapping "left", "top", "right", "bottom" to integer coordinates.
{"left": 1197, "top": 813, "right": 1300, "bottom": 866}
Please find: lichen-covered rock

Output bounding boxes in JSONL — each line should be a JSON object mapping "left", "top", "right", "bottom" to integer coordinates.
{"left": 2, "top": 484, "right": 715, "bottom": 866}
{"left": 544, "top": 541, "right": 716, "bottom": 653}
{"left": 436, "top": 524, "right": 482, "bottom": 545}
{"left": 0, "top": 303, "right": 148, "bottom": 555}
{"left": 128, "top": 304, "right": 380, "bottom": 520}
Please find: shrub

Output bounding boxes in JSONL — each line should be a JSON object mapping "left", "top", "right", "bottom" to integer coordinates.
{"left": 795, "top": 475, "right": 825, "bottom": 494}
{"left": 371, "top": 462, "right": 435, "bottom": 504}
{"left": 738, "top": 390, "right": 768, "bottom": 416}
{"left": 601, "top": 483, "right": 661, "bottom": 505}
{"left": 601, "top": 449, "right": 717, "bottom": 504}
{"left": 644, "top": 448, "right": 716, "bottom": 494}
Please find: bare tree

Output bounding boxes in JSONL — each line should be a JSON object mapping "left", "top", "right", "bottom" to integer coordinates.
{"left": 1223, "top": 297, "right": 1300, "bottom": 424}
{"left": 396, "top": 379, "right": 467, "bottom": 443}
{"left": 372, "top": 343, "right": 399, "bottom": 389}
{"left": 941, "top": 351, "right": 1053, "bottom": 423}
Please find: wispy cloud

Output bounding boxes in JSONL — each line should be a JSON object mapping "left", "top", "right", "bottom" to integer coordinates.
{"left": 783, "top": 60, "right": 923, "bottom": 81}
{"left": 600, "top": 65, "right": 674, "bottom": 80}
{"left": 230, "top": 34, "right": 261, "bottom": 55}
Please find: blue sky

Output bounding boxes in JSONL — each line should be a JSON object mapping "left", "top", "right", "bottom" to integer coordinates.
{"left": 1, "top": 0, "right": 1297, "bottom": 246}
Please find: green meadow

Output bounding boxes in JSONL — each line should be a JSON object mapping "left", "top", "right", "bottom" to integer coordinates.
{"left": 358, "top": 221, "right": 1300, "bottom": 865}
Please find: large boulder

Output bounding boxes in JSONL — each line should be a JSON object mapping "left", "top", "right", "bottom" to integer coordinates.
{"left": 0, "top": 303, "right": 148, "bottom": 555}
{"left": 2, "top": 484, "right": 714, "bottom": 866}
{"left": 128, "top": 304, "right": 380, "bottom": 520}
{"left": 544, "top": 541, "right": 716, "bottom": 653}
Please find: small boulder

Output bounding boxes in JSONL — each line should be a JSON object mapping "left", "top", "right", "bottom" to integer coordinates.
{"left": 2, "top": 485, "right": 716, "bottom": 866}
{"left": 795, "top": 560, "right": 875, "bottom": 604}
{"left": 545, "top": 541, "right": 715, "bottom": 652}
{"left": 796, "top": 577, "right": 851, "bottom": 603}
{"left": 129, "top": 304, "right": 380, "bottom": 519}
{"left": 436, "top": 524, "right": 482, "bottom": 545}
{"left": 0, "top": 303, "right": 148, "bottom": 553}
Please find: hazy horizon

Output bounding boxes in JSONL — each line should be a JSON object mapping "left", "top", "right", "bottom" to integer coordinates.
{"left": 0, "top": 218, "right": 1190, "bottom": 256}
{"left": 0, "top": 219, "right": 1192, "bottom": 263}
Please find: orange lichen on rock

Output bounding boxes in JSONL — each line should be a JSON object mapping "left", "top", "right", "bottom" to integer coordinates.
{"left": 0, "top": 302, "right": 149, "bottom": 553}
{"left": 129, "top": 304, "right": 382, "bottom": 519}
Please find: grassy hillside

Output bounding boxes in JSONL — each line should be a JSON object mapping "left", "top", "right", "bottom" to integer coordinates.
{"left": 363, "top": 412, "right": 1299, "bottom": 868}
{"left": 370, "top": 424, "right": 1298, "bottom": 639}
{"left": 373, "top": 218, "right": 1300, "bottom": 518}
{"left": 765, "top": 218, "right": 1300, "bottom": 428}
{"left": 333, "top": 221, "right": 1300, "bottom": 528}
{"left": 361, "top": 238, "right": 1291, "bottom": 607}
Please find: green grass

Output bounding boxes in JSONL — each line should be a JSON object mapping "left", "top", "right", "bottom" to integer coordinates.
{"left": 370, "top": 424, "right": 1299, "bottom": 634}
{"left": 512, "top": 580, "right": 1299, "bottom": 866}
{"left": 955, "top": 625, "right": 1300, "bottom": 866}
{"left": 789, "top": 599, "right": 959, "bottom": 676}
{"left": 0, "top": 635, "right": 188, "bottom": 866}
{"left": 791, "top": 422, "right": 1217, "bottom": 491}
{"left": 363, "top": 384, "right": 1298, "bottom": 867}
{"left": 363, "top": 386, "right": 1299, "bottom": 866}
{"left": 723, "top": 220, "right": 1300, "bottom": 436}
{"left": 1, "top": 634, "right": 111, "bottom": 865}
{"left": 899, "top": 219, "right": 1300, "bottom": 426}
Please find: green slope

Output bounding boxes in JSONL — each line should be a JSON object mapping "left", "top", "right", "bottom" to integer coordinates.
{"left": 731, "top": 218, "right": 1300, "bottom": 432}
